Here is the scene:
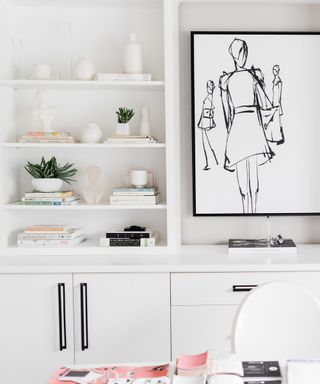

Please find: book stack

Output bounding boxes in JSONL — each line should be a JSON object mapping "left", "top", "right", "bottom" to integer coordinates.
{"left": 18, "top": 190, "right": 80, "bottom": 205}
{"left": 18, "top": 131, "right": 75, "bottom": 143}
{"left": 109, "top": 187, "right": 160, "bottom": 205}
{"left": 97, "top": 73, "right": 152, "bottom": 81}
{"left": 17, "top": 225, "right": 86, "bottom": 247}
{"left": 100, "top": 227, "right": 159, "bottom": 247}
{"left": 105, "top": 135, "right": 157, "bottom": 144}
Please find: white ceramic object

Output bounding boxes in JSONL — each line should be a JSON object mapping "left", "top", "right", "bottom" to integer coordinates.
{"left": 130, "top": 170, "right": 148, "bottom": 188}
{"left": 32, "top": 64, "right": 51, "bottom": 80}
{"left": 116, "top": 123, "right": 130, "bottom": 136}
{"left": 124, "top": 33, "right": 143, "bottom": 74}
{"left": 139, "top": 106, "right": 151, "bottom": 137}
{"left": 81, "top": 165, "right": 105, "bottom": 205}
{"left": 74, "top": 57, "right": 95, "bottom": 80}
{"left": 80, "top": 123, "right": 102, "bottom": 143}
{"left": 32, "top": 178, "right": 63, "bottom": 192}
{"left": 33, "top": 90, "right": 56, "bottom": 132}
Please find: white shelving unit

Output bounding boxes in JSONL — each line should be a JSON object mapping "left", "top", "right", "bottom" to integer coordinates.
{"left": 0, "top": 0, "right": 181, "bottom": 256}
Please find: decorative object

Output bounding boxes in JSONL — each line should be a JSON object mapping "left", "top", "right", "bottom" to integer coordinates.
{"left": 74, "top": 57, "right": 95, "bottom": 80}
{"left": 81, "top": 165, "right": 105, "bottom": 205}
{"left": 32, "top": 64, "right": 51, "bottom": 80}
{"left": 80, "top": 123, "right": 102, "bottom": 143}
{"left": 116, "top": 107, "right": 135, "bottom": 136}
{"left": 33, "top": 90, "right": 56, "bottom": 132}
{"left": 25, "top": 156, "right": 77, "bottom": 192}
{"left": 139, "top": 106, "right": 151, "bottom": 137}
{"left": 191, "top": 31, "right": 320, "bottom": 216}
{"left": 124, "top": 33, "right": 143, "bottom": 74}
{"left": 130, "top": 170, "right": 148, "bottom": 188}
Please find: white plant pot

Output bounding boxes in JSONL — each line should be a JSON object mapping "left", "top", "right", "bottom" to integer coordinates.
{"left": 32, "top": 178, "right": 63, "bottom": 193}
{"left": 116, "top": 123, "right": 130, "bottom": 136}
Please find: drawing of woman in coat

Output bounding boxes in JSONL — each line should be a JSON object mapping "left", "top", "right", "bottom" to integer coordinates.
{"left": 197, "top": 80, "right": 219, "bottom": 170}
{"left": 219, "top": 38, "right": 276, "bottom": 213}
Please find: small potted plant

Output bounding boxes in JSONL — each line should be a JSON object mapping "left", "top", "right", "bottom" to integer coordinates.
{"left": 25, "top": 156, "right": 78, "bottom": 192}
{"left": 116, "top": 107, "right": 135, "bottom": 136}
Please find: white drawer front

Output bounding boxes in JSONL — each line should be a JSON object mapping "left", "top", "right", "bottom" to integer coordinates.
{"left": 171, "top": 272, "right": 320, "bottom": 305}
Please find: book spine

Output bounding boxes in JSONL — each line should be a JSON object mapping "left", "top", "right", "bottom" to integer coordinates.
{"left": 100, "top": 237, "right": 156, "bottom": 247}
{"left": 109, "top": 195, "right": 159, "bottom": 204}
{"left": 106, "top": 232, "right": 151, "bottom": 239}
{"left": 17, "top": 235, "right": 86, "bottom": 247}
{"left": 20, "top": 199, "right": 79, "bottom": 205}
{"left": 112, "top": 188, "right": 156, "bottom": 193}
{"left": 18, "top": 229, "right": 84, "bottom": 240}
{"left": 25, "top": 192, "right": 73, "bottom": 198}
{"left": 22, "top": 196, "right": 78, "bottom": 202}
{"left": 97, "top": 73, "right": 152, "bottom": 81}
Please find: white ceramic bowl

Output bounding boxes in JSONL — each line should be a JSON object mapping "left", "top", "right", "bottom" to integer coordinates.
{"left": 32, "top": 178, "right": 63, "bottom": 193}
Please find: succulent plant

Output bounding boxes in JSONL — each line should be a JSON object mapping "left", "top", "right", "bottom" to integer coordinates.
{"left": 116, "top": 107, "right": 135, "bottom": 123}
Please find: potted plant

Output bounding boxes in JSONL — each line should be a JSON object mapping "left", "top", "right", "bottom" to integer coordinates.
{"left": 25, "top": 156, "right": 78, "bottom": 192}
{"left": 116, "top": 107, "right": 135, "bottom": 136}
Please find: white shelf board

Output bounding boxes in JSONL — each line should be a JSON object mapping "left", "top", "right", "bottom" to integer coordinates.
{"left": 5, "top": 239, "right": 168, "bottom": 256}
{"left": 3, "top": 142, "right": 166, "bottom": 149}
{"left": 6, "top": 0, "right": 162, "bottom": 8}
{"left": 0, "top": 80, "right": 165, "bottom": 91}
{"left": 5, "top": 202, "right": 167, "bottom": 210}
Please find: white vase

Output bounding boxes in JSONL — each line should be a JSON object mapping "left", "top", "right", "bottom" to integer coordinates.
{"left": 32, "top": 178, "right": 63, "bottom": 193}
{"left": 74, "top": 58, "right": 95, "bottom": 80}
{"left": 130, "top": 170, "right": 148, "bottom": 188}
{"left": 81, "top": 123, "right": 102, "bottom": 143}
{"left": 116, "top": 123, "right": 130, "bottom": 136}
{"left": 139, "top": 106, "right": 151, "bottom": 137}
{"left": 124, "top": 33, "right": 143, "bottom": 74}
{"left": 32, "top": 64, "right": 51, "bottom": 80}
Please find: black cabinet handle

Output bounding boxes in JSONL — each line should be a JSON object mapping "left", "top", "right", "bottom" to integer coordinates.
{"left": 233, "top": 284, "right": 257, "bottom": 292}
{"left": 58, "top": 283, "right": 67, "bottom": 351}
{"left": 80, "top": 283, "right": 89, "bottom": 351}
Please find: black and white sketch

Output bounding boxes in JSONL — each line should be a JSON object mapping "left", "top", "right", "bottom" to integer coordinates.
{"left": 192, "top": 32, "right": 320, "bottom": 216}
{"left": 197, "top": 80, "right": 219, "bottom": 170}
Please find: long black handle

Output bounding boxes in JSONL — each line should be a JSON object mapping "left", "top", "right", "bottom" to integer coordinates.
{"left": 233, "top": 284, "right": 257, "bottom": 292}
{"left": 58, "top": 283, "right": 67, "bottom": 351}
{"left": 80, "top": 283, "right": 89, "bottom": 351}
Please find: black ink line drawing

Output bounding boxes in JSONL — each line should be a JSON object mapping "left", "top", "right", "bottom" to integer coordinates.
{"left": 265, "top": 64, "right": 285, "bottom": 145}
{"left": 219, "top": 38, "right": 281, "bottom": 214}
{"left": 197, "top": 80, "right": 219, "bottom": 170}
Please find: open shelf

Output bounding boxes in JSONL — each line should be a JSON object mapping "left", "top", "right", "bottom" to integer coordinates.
{"left": 5, "top": 239, "right": 168, "bottom": 256}
{"left": 0, "top": 80, "right": 165, "bottom": 91}
{"left": 5, "top": 202, "right": 167, "bottom": 210}
{"left": 3, "top": 143, "right": 166, "bottom": 149}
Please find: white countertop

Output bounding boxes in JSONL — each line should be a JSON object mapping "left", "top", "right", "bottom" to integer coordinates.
{"left": 1, "top": 244, "right": 320, "bottom": 273}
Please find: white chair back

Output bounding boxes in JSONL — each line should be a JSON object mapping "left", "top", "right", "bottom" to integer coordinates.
{"left": 232, "top": 281, "right": 320, "bottom": 361}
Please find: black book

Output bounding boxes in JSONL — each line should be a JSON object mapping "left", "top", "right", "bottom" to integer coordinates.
{"left": 243, "top": 361, "right": 281, "bottom": 378}
{"left": 106, "top": 232, "right": 151, "bottom": 239}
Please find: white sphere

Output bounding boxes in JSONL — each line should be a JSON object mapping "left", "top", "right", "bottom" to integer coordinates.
{"left": 81, "top": 123, "right": 102, "bottom": 143}
{"left": 74, "top": 58, "right": 95, "bottom": 80}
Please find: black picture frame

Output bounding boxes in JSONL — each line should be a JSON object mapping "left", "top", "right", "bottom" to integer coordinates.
{"left": 191, "top": 31, "right": 320, "bottom": 217}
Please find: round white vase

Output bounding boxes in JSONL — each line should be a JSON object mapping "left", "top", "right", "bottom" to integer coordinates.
{"left": 33, "top": 64, "right": 51, "bottom": 80}
{"left": 74, "top": 58, "right": 96, "bottom": 80}
{"left": 32, "top": 178, "right": 63, "bottom": 193}
{"left": 81, "top": 123, "right": 103, "bottom": 143}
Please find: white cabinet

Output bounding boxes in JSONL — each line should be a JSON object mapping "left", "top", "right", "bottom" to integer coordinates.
{"left": 171, "top": 271, "right": 320, "bottom": 359}
{"left": 0, "top": 274, "right": 74, "bottom": 384}
{"left": 73, "top": 273, "right": 171, "bottom": 364}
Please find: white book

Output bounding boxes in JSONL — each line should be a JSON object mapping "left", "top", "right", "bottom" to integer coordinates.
{"left": 97, "top": 73, "right": 152, "bottom": 81}
{"left": 18, "top": 228, "right": 84, "bottom": 240}
{"left": 109, "top": 194, "right": 160, "bottom": 205}
{"left": 17, "top": 234, "right": 86, "bottom": 247}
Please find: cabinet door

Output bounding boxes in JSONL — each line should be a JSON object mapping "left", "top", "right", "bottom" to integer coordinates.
{"left": 74, "top": 273, "right": 170, "bottom": 364}
{"left": 0, "top": 274, "right": 74, "bottom": 384}
{"left": 171, "top": 305, "right": 238, "bottom": 359}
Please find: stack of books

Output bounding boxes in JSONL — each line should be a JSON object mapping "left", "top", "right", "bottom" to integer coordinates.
{"left": 18, "top": 131, "right": 75, "bottom": 143}
{"left": 18, "top": 190, "right": 80, "bottom": 206}
{"left": 17, "top": 225, "right": 86, "bottom": 247}
{"left": 105, "top": 135, "right": 157, "bottom": 144}
{"left": 97, "top": 73, "right": 152, "bottom": 81}
{"left": 100, "top": 227, "right": 159, "bottom": 247}
{"left": 109, "top": 187, "right": 160, "bottom": 205}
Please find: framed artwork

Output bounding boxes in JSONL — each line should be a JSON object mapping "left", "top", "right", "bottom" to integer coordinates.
{"left": 191, "top": 31, "right": 320, "bottom": 216}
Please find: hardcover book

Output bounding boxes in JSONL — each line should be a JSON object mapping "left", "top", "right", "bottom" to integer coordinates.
{"left": 228, "top": 239, "right": 297, "bottom": 254}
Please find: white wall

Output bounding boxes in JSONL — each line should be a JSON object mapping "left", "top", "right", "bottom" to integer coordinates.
{"left": 180, "top": 2, "right": 320, "bottom": 244}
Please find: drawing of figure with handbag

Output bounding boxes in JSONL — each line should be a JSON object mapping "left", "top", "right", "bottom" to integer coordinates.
{"left": 197, "top": 80, "right": 219, "bottom": 170}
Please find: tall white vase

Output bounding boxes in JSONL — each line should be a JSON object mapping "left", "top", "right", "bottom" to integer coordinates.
{"left": 124, "top": 33, "right": 143, "bottom": 74}
{"left": 139, "top": 106, "right": 151, "bottom": 137}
